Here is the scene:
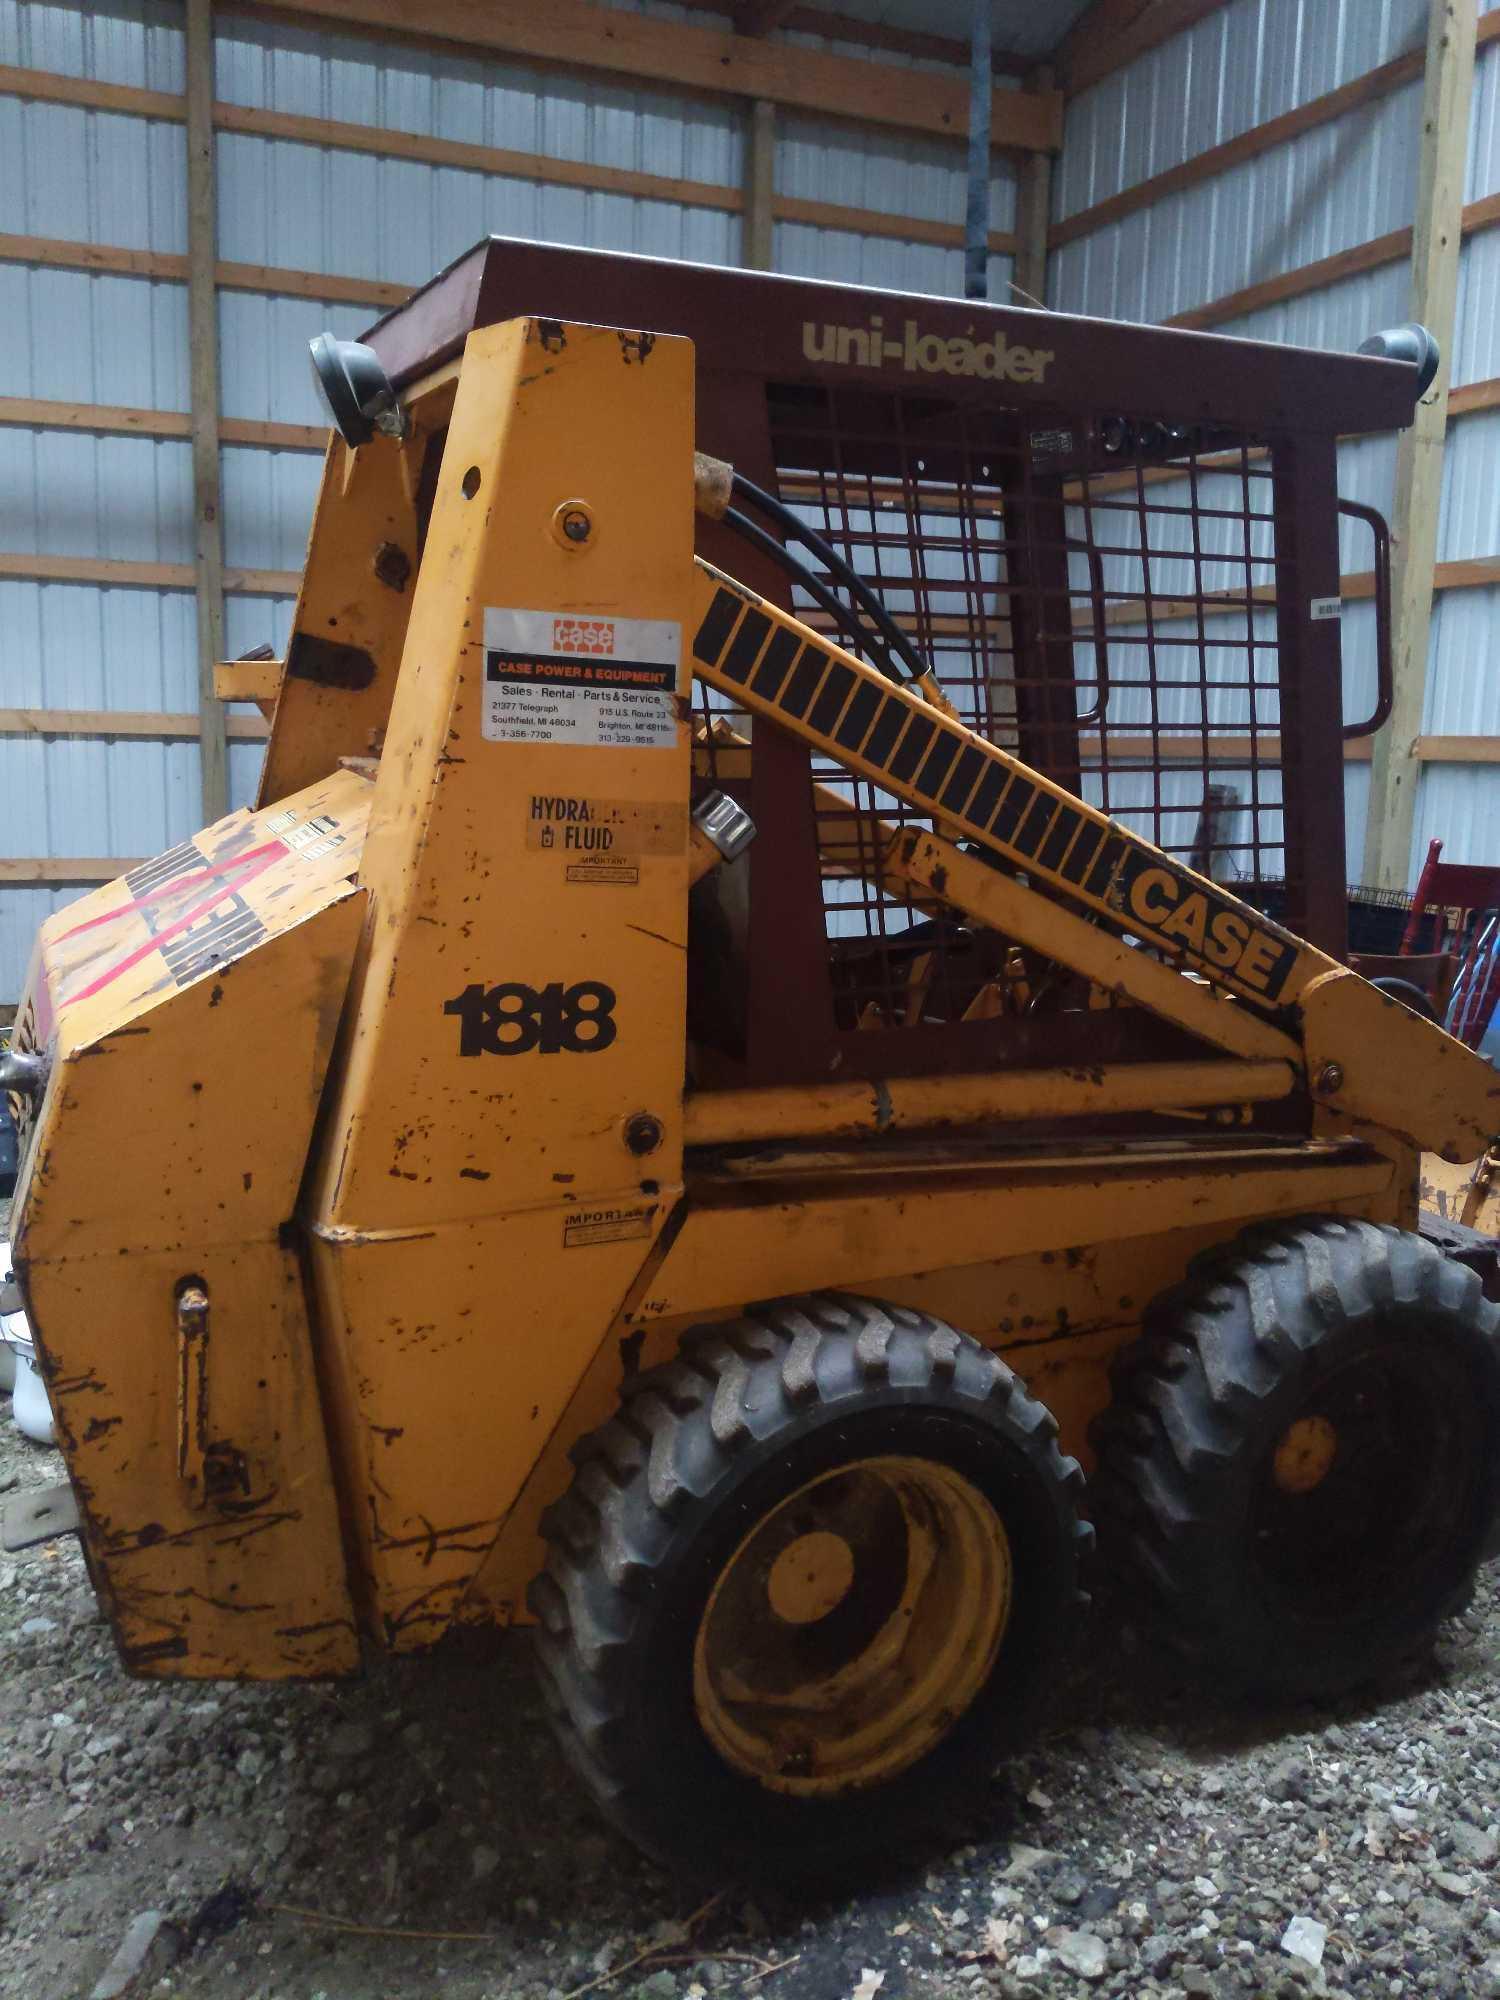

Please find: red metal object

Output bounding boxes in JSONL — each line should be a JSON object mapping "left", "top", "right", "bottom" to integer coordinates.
{"left": 1401, "top": 839, "right": 1500, "bottom": 1050}
{"left": 364, "top": 239, "right": 1428, "bottom": 1091}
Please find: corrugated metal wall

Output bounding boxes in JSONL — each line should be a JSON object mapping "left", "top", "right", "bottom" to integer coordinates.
{"left": 1052, "top": 0, "right": 1500, "bottom": 891}
{"left": 0, "top": 0, "right": 1017, "bottom": 1000}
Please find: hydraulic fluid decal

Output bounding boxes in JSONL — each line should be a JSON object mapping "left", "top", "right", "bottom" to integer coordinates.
{"left": 526, "top": 795, "right": 686, "bottom": 858}
{"left": 443, "top": 980, "right": 618, "bottom": 1055}
{"left": 481, "top": 608, "right": 681, "bottom": 750}
{"left": 692, "top": 578, "right": 1303, "bottom": 1009}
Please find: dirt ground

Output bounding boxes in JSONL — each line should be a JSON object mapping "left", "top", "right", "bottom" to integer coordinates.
{"left": 4, "top": 1379, "right": 1500, "bottom": 2000}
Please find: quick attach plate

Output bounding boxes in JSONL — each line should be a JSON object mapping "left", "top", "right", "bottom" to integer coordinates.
{"left": 2, "top": 1479, "right": 81, "bottom": 1552}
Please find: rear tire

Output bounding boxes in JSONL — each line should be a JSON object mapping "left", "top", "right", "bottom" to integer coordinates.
{"left": 1091, "top": 1215, "right": 1500, "bottom": 1698}
{"left": 529, "top": 1293, "right": 1090, "bottom": 1878}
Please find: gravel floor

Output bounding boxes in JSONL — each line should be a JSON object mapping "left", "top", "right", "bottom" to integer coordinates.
{"left": 4, "top": 1391, "right": 1499, "bottom": 2000}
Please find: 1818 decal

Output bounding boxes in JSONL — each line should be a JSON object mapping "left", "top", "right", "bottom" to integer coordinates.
{"left": 443, "top": 980, "right": 617, "bottom": 1056}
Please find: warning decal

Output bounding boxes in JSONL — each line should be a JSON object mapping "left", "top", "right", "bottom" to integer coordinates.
{"left": 563, "top": 1205, "right": 655, "bottom": 1248}
{"left": 482, "top": 608, "right": 681, "bottom": 749}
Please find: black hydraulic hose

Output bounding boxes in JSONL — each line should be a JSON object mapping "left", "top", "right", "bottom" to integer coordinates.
{"left": 729, "top": 470, "right": 930, "bottom": 684}
{"left": 722, "top": 504, "right": 908, "bottom": 686}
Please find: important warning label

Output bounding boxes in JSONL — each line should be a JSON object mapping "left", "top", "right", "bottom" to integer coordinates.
{"left": 565, "top": 859, "right": 640, "bottom": 887}
{"left": 563, "top": 1205, "right": 655, "bottom": 1249}
{"left": 482, "top": 608, "right": 681, "bottom": 749}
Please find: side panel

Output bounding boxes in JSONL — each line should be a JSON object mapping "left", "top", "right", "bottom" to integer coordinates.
{"left": 464, "top": 1144, "right": 1400, "bottom": 1621}
{"left": 304, "top": 318, "right": 697, "bottom": 1645}
{"left": 30, "top": 1242, "right": 357, "bottom": 1678}
{"left": 15, "top": 890, "right": 366, "bottom": 1677}
{"left": 256, "top": 426, "right": 428, "bottom": 808}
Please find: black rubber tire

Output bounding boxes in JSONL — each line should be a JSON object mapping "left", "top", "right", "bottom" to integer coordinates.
{"left": 1091, "top": 1215, "right": 1500, "bottom": 1699}
{"left": 529, "top": 1292, "right": 1091, "bottom": 1879}
{"left": 1366, "top": 975, "right": 1441, "bottom": 1024}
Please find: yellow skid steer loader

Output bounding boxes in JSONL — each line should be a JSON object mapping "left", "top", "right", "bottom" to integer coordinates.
{"left": 4, "top": 242, "right": 1498, "bottom": 1877}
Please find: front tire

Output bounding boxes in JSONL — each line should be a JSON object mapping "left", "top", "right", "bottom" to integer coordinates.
{"left": 1091, "top": 1215, "right": 1500, "bottom": 1698}
{"left": 529, "top": 1293, "right": 1090, "bottom": 1877}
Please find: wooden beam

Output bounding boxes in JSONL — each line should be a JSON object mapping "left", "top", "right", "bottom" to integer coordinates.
{"left": 0, "top": 230, "right": 407, "bottom": 307}
{"left": 1013, "top": 65, "right": 1054, "bottom": 306}
{"left": 216, "top": 95, "right": 743, "bottom": 213}
{"left": 0, "top": 708, "right": 268, "bottom": 740}
{"left": 0, "top": 66, "right": 1026, "bottom": 258}
{"left": 2, "top": 708, "right": 1498, "bottom": 768}
{"left": 744, "top": 99, "right": 776, "bottom": 271}
{"left": 1050, "top": 46, "right": 1426, "bottom": 251}
{"left": 1448, "top": 374, "right": 1500, "bottom": 417}
{"left": 1364, "top": 0, "right": 1477, "bottom": 892}
{"left": 1167, "top": 225, "right": 1412, "bottom": 330}
{"left": 1051, "top": 0, "right": 1154, "bottom": 88}
{"left": 186, "top": 0, "right": 227, "bottom": 824}
{"left": 772, "top": 196, "right": 1017, "bottom": 255}
{"left": 0, "top": 63, "right": 180, "bottom": 119}
{"left": 11, "top": 368, "right": 1500, "bottom": 478}
{"left": 0, "top": 859, "right": 145, "bottom": 884}
{"left": 1089, "top": 555, "right": 1500, "bottom": 632}
{"left": 0, "top": 231, "right": 187, "bottom": 284}
{"left": 1063, "top": 0, "right": 1230, "bottom": 98}
{"left": 1411, "top": 734, "right": 1500, "bottom": 762}
{"left": 248, "top": 0, "right": 1062, "bottom": 151}
{"left": 0, "top": 553, "right": 301, "bottom": 594}
{"left": 1166, "top": 186, "right": 1500, "bottom": 331}
{"left": 0, "top": 211, "right": 1019, "bottom": 317}
{"left": 0, "top": 396, "right": 193, "bottom": 440}
{"left": 1054, "top": 16, "right": 1500, "bottom": 250}
{"left": 7, "top": 542, "right": 1498, "bottom": 620}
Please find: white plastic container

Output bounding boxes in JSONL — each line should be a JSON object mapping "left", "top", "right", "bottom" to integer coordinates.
{"left": 10, "top": 1340, "right": 54, "bottom": 1445}
{"left": 1, "top": 1237, "right": 54, "bottom": 1444}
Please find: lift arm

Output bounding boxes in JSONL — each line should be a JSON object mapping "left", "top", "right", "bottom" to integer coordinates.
{"left": 689, "top": 559, "right": 1500, "bottom": 1164}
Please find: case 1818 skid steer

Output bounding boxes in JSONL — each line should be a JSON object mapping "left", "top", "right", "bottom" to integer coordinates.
{"left": 5, "top": 239, "right": 1500, "bottom": 1877}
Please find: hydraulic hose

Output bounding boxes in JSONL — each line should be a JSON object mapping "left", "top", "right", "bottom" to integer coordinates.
{"left": 728, "top": 470, "right": 931, "bottom": 685}
{"left": 722, "top": 504, "right": 908, "bottom": 686}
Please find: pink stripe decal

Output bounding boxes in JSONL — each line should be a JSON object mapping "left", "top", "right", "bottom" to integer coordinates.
{"left": 64, "top": 844, "right": 286, "bottom": 1007}
{"left": 56, "top": 840, "right": 287, "bottom": 944}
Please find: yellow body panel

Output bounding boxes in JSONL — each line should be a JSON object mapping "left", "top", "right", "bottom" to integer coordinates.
{"left": 13, "top": 775, "right": 371, "bottom": 1672}
{"left": 299, "top": 318, "right": 695, "bottom": 1643}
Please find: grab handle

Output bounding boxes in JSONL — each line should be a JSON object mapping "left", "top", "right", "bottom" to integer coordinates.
{"left": 1068, "top": 536, "right": 1111, "bottom": 727}
{"left": 1338, "top": 499, "right": 1392, "bottom": 740}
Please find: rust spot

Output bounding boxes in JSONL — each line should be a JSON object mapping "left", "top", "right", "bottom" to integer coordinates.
{"left": 459, "top": 1167, "right": 490, "bottom": 1181}
{"left": 618, "top": 330, "right": 655, "bottom": 365}
{"left": 286, "top": 631, "right": 377, "bottom": 691}
{"left": 537, "top": 319, "right": 567, "bottom": 353}
{"left": 373, "top": 541, "right": 412, "bottom": 592}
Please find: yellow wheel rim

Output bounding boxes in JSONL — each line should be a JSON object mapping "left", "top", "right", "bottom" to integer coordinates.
{"left": 1272, "top": 1413, "right": 1339, "bottom": 1494}
{"left": 692, "top": 1455, "right": 1012, "bottom": 1797}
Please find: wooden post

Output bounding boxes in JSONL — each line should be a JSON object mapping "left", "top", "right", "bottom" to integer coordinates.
{"left": 744, "top": 98, "right": 776, "bottom": 270}
{"left": 186, "top": 0, "right": 228, "bottom": 825}
{"left": 1014, "top": 64, "right": 1055, "bottom": 307}
{"left": 1361, "top": 0, "right": 1477, "bottom": 890}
